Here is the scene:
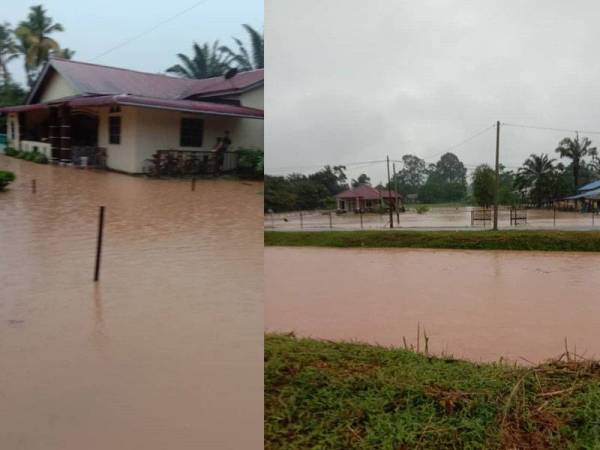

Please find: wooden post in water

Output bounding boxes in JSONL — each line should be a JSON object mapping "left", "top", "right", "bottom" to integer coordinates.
{"left": 300, "top": 211, "right": 303, "bottom": 230}
{"left": 94, "top": 206, "right": 105, "bottom": 282}
{"left": 191, "top": 176, "right": 196, "bottom": 191}
{"left": 31, "top": 179, "right": 36, "bottom": 193}
{"left": 554, "top": 206, "right": 556, "bottom": 227}
{"left": 360, "top": 210, "right": 364, "bottom": 229}
{"left": 329, "top": 211, "right": 333, "bottom": 230}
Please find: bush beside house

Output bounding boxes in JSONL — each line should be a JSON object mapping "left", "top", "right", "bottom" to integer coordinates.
{"left": 236, "top": 147, "right": 263, "bottom": 179}
{"left": 0, "top": 170, "right": 15, "bottom": 191}
{"left": 4, "top": 147, "right": 48, "bottom": 164}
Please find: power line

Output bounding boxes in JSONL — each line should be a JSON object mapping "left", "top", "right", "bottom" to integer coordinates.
{"left": 91, "top": 0, "right": 211, "bottom": 61}
{"left": 502, "top": 123, "right": 600, "bottom": 136}
{"left": 420, "top": 124, "right": 496, "bottom": 161}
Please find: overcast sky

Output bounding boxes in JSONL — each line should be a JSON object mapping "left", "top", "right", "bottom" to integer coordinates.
{"left": 4, "top": 0, "right": 262, "bottom": 83}
{"left": 265, "top": 0, "right": 600, "bottom": 184}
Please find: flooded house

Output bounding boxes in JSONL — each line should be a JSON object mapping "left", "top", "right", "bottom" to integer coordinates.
{"left": 0, "top": 57, "right": 263, "bottom": 174}
{"left": 335, "top": 184, "right": 401, "bottom": 212}
{"left": 559, "top": 180, "right": 600, "bottom": 211}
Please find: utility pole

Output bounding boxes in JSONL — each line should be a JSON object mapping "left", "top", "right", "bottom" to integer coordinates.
{"left": 393, "top": 162, "right": 400, "bottom": 224}
{"left": 386, "top": 155, "right": 394, "bottom": 228}
{"left": 493, "top": 121, "right": 500, "bottom": 231}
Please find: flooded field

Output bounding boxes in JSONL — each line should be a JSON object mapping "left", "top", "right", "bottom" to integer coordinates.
{"left": 0, "top": 155, "right": 263, "bottom": 449}
{"left": 265, "top": 208, "right": 600, "bottom": 231}
{"left": 266, "top": 246, "right": 600, "bottom": 363}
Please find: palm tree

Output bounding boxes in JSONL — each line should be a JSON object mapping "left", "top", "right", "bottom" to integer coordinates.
{"left": 15, "top": 5, "right": 64, "bottom": 87}
{"left": 166, "top": 41, "right": 231, "bottom": 79}
{"left": 0, "top": 22, "right": 18, "bottom": 86}
{"left": 555, "top": 134, "right": 597, "bottom": 189}
{"left": 219, "top": 24, "right": 264, "bottom": 71}
{"left": 516, "top": 153, "right": 557, "bottom": 207}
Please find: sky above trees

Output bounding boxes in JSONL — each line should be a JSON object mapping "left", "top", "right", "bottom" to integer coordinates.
{"left": 3, "top": 0, "right": 262, "bottom": 84}
{"left": 265, "top": 0, "right": 600, "bottom": 184}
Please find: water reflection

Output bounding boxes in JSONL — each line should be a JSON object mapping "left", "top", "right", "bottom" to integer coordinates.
{"left": 0, "top": 155, "right": 263, "bottom": 450}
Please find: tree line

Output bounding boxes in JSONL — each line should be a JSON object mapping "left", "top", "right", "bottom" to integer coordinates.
{"left": 266, "top": 135, "right": 600, "bottom": 212}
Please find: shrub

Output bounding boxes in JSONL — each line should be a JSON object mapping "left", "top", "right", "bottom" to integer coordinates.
{"left": 4, "top": 147, "right": 17, "bottom": 157}
{"left": 24, "top": 151, "right": 36, "bottom": 161}
{"left": 416, "top": 205, "right": 430, "bottom": 214}
{"left": 0, "top": 170, "right": 15, "bottom": 191}
{"left": 16, "top": 150, "right": 27, "bottom": 159}
{"left": 33, "top": 153, "right": 48, "bottom": 164}
{"left": 237, "top": 147, "right": 264, "bottom": 179}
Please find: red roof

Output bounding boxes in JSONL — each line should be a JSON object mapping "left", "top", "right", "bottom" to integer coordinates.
{"left": 29, "top": 58, "right": 263, "bottom": 102}
{"left": 0, "top": 94, "right": 263, "bottom": 119}
{"left": 72, "top": 95, "right": 263, "bottom": 118}
{"left": 336, "top": 184, "right": 400, "bottom": 200}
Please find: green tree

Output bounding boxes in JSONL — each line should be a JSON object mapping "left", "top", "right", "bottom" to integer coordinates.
{"left": 0, "top": 81, "right": 26, "bottom": 131}
{"left": 0, "top": 23, "right": 18, "bottom": 86}
{"left": 166, "top": 41, "right": 231, "bottom": 79}
{"left": 515, "top": 153, "right": 557, "bottom": 207}
{"left": 15, "top": 5, "right": 65, "bottom": 87}
{"left": 555, "top": 134, "right": 597, "bottom": 190}
{"left": 352, "top": 173, "right": 371, "bottom": 187}
{"left": 419, "top": 153, "right": 467, "bottom": 202}
{"left": 471, "top": 164, "right": 495, "bottom": 207}
{"left": 391, "top": 154, "right": 427, "bottom": 195}
{"left": 308, "top": 165, "right": 347, "bottom": 196}
{"left": 219, "top": 24, "right": 264, "bottom": 71}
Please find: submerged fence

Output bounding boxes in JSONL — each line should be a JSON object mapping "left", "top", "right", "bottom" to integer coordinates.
{"left": 265, "top": 206, "right": 600, "bottom": 231}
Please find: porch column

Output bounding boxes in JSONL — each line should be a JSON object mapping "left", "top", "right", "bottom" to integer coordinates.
{"left": 58, "top": 106, "right": 72, "bottom": 161}
{"left": 48, "top": 107, "right": 60, "bottom": 160}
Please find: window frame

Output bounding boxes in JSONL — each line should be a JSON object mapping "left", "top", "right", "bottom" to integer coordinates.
{"left": 108, "top": 115, "right": 121, "bottom": 145}
{"left": 179, "top": 117, "right": 204, "bottom": 147}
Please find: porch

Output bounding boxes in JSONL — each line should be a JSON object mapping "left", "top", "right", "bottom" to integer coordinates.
{"left": 2, "top": 95, "right": 263, "bottom": 174}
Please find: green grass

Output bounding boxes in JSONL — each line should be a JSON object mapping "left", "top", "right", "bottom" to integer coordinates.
{"left": 265, "top": 230, "right": 600, "bottom": 252}
{"left": 265, "top": 334, "right": 600, "bottom": 449}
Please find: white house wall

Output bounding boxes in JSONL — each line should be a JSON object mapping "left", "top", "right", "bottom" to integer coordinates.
{"left": 132, "top": 106, "right": 263, "bottom": 173}
{"left": 97, "top": 106, "right": 139, "bottom": 173}
{"left": 39, "top": 71, "right": 79, "bottom": 102}
{"left": 6, "top": 113, "right": 19, "bottom": 148}
{"left": 232, "top": 85, "right": 264, "bottom": 150}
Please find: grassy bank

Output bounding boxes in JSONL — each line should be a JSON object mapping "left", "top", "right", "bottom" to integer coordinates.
{"left": 265, "top": 230, "right": 600, "bottom": 252}
{"left": 265, "top": 334, "right": 600, "bottom": 449}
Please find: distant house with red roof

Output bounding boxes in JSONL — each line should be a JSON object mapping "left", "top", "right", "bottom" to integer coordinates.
{"left": 335, "top": 184, "right": 401, "bottom": 212}
{"left": 1, "top": 58, "right": 263, "bottom": 174}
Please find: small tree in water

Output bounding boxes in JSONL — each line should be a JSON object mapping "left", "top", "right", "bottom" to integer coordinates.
{"left": 472, "top": 164, "right": 495, "bottom": 207}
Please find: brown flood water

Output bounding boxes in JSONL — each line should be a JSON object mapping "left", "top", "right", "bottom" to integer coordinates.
{"left": 266, "top": 246, "right": 600, "bottom": 364}
{"left": 0, "top": 155, "right": 263, "bottom": 450}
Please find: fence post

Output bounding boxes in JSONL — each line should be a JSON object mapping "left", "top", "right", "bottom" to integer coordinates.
{"left": 94, "top": 206, "right": 105, "bottom": 282}
{"left": 31, "top": 179, "right": 36, "bottom": 193}
{"left": 300, "top": 211, "right": 303, "bottom": 230}
{"left": 360, "top": 210, "right": 363, "bottom": 229}
{"left": 191, "top": 176, "right": 196, "bottom": 191}
{"left": 270, "top": 211, "right": 275, "bottom": 229}
{"left": 553, "top": 207, "right": 556, "bottom": 227}
{"left": 329, "top": 211, "right": 333, "bottom": 230}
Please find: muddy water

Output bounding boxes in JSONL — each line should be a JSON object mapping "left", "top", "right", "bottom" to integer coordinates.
{"left": 0, "top": 155, "right": 263, "bottom": 450}
{"left": 266, "top": 246, "right": 600, "bottom": 364}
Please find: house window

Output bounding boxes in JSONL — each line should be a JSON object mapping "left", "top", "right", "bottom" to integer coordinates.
{"left": 109, "top": 116, "right": 121, "bottom": 145}
{"left": 180, "top": 118, "right": 203, "bottom": 147}
{"left": 109, "top": 105, "right": 121, "bottom": 114}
